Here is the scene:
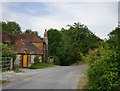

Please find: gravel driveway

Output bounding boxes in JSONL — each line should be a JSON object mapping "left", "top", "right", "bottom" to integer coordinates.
{"left": 2, "top": 64, "right": 88, "bottom": 89}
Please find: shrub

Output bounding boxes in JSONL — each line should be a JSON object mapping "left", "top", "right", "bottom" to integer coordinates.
{"left": 2, "top": 43, "right": 16, "bottom": 59}
{"left": 54, "top": 56, "right": 60, "bottom": 65}
{"left": 34, "top": 57, "right": 40, "bottom": 63}
{"left": 14, "top": 66, "right": 21, "bottom": 73}
{"left": 85, "top": 48, "right": 120, "bottom": 90}
{"left": 59, "top": 55, "right": 75, "bottom": 66}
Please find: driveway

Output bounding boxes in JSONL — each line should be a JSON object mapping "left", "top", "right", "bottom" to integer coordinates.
{"left": 2, "top": 64, "right": 88, "bottom": 89}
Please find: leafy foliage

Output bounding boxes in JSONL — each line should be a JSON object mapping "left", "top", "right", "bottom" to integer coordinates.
{"left": 107, "top": 27, "right": 120, "bottom": 53}
{"left": 54, "top": 55, "right": 60, "bottom": 65}
{"left": 1, "top": 21, "right": 22, "bottom": 34}
{"left": 47, "top": 28, "right": 63, "bottom": 56}
{"left": 85, "top": 27, "right": 120, "bottom": 90}
{"left": 29, "top": 62, "right": 54, "bottom": 69}
{"left": 85, "top": 48, "right": 120, "bottom": 90}
{"left": 1, "top": 43, "right": 16, "bottom": 58}
{"left": 48, "top": 22, "right": 102, "bottom": 65}
{"left": 23, "top": 29, "right": 38, "bottom": 35}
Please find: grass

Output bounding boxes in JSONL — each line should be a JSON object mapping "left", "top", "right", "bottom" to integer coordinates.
{"left": 14, "top": 66, "right": 22, "bottom": 73}
{"left": 0, "top": 80, "right": 11, "bottom": 85}
{"left": 29, "top": 62, "right": 55, "bottom": 69}
{"left": 77, "top": 72, "right": 88, "bottom": 89}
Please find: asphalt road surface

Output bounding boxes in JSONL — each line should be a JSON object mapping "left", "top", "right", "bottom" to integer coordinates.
{"left": 3, "top": 64, "right": 88, "bottom": 89}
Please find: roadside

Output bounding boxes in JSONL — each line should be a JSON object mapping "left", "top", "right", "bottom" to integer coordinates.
{"left": 3, "top": 64, "right": 88, "bottom": 89}
{"left": 71, "top": 61, "right": 87, "bottom": 66}
{"left": 29, "top": 62, "right": 55, "bottom": 69}
{"left": 1, "top": 62, "right": 55, "bottom": 85}
{"left": 71, "top": 61, "right": 89, "bottom": 89}
{"left": 75, "top": 62, "right": 89, "bottom": 89}
{"left": 1, "top": 66, "right": 56, "bottom": 87}
{"left": 1, "top": 64, "right": 89, "bottom": 89}
{"left": 77, "top": 72, "right": 88, "bottom": 89}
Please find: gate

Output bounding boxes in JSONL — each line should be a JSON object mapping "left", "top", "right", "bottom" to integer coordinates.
{"left": 0, "top": 57, "right": 13, "bottom": 72}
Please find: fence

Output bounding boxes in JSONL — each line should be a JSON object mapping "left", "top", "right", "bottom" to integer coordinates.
{"left": 0, "top": 57, "right": 13, "bottom": 72}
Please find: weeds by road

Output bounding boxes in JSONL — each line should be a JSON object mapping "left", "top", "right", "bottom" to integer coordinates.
{"left": 29, "top": 62, "right": 55, "bottom": 69}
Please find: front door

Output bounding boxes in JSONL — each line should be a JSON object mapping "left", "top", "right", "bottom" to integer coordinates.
{"left": 23, "top": 55, "right": 28, "bottom": 68}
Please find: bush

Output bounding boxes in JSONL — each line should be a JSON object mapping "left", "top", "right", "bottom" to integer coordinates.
{"left": 60, "top": 55, "right": 74, "bottom": 66}
{"left": 14, "top": 66, "right": 21, "bottom": 73}
{"left": 34, "top": 57, "right": 40, "bottom": 63}
{"left": 2, "top": 43, "right": 16, "bottom": 59}
{"left": 54, "top": 56, "right": 60, "bottom": 65}
{"left": 85, "top": 48, "right": 120, "bottom": 90}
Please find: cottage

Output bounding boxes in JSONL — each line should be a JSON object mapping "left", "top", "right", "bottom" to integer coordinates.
{"left": 2, "top": 30, "right": 48, "bottom": 68}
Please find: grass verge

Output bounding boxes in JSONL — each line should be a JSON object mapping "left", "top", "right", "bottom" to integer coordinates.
{"left": 0, "top": 80, "right": 11, "bottom": 85}
{"left": 29, "top": 62, "right": 55, "bottom": 69}
{"left": 77, "top": 72, "right": 88, "bottom": 89}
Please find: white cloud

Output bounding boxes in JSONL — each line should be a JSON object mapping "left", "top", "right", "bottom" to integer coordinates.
{"left": 1, "top": 2, "right": 118, "bottom": 39}
{"left": 41, "top": 2, "right": 118, "bottom": 38}
{"left": 1, "top": 0, "right": 119, "bottom": 2}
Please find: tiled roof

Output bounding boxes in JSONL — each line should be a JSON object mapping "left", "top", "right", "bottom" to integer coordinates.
{"left": 2, "top": 33, "right": 44, "bottom": 55}
{"left": 12, "top": 39, "right": 43, "bottom": 54}
{"left": 2, "top": 33, "right": 43, "bottom": 43}
{"left": 12, "top": 34, "right": 43, "bottom": 43}
{"left": 2, "top": 33, "right": 14, "bottom": 42}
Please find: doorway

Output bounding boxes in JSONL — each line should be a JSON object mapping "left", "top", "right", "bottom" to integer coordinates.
{"left": 22, "top": 55, "right": 28, "bottom": 68}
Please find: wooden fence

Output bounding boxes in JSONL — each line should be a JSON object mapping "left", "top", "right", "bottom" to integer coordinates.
{"left": 0, "top": 57, "right": 13, "bottom": 72}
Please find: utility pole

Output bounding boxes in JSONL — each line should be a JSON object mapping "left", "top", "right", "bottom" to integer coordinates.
{"left": 118, "top": 1, "right": 120, "bottom": 28}
{"left": 118, "top": 21, "right": 120, "bottom": 28}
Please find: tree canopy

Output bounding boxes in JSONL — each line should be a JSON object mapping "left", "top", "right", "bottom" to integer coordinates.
{"left": 1, "top": 21, "right": 39, "bottom": 35}
{"left": 85, "top": 27, "right": 120, "bottom": 90}
{"left": 1, "top": 21, "right": 22, "bottom": 34}
{"left": 47, "top": 28, "right": 62, "bottom": 56}
{"left": 48, "top": 22, "right": 102, "bottom": 65}
{"left": 23, "top": 29, "right": 38, "bottom": 35}
{"left": 108, "top": 27, "right": 120, "bottom": 51}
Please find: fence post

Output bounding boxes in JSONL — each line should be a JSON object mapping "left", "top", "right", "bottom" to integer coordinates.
{"left": 10, "top": 57, "right": 13, "bottom": 70}
{"left": 0, "top": 57, "right": 2, "bottom": 72}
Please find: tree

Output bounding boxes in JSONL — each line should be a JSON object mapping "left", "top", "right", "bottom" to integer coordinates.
{"left": 47, "top": 29, "right": 63, "bottom": 65}
{"left": 23, "top": 29, "right": 38, "bottom": 35}
{"left": 23, "top": 29, "right": 32, "bottom": 34}
{"left": 107, "top": 27, "right": 120, "bottom": 72}
{"left": 59, "top": 22, "right": 102, "bottom": 65}
{"left": 1, "top": 21, "right": 22, "bottom": 34}
{"left": 47, "top": 28, "right": 62, "bottom": 56}
{"left": 85, "top": 27, "right": 120, "bottom": 90}
{"left": 48, "top": 22, "right": 102, "bottom": 65}
{"left": 108, "top": 27, "right": 120, "bottom": 51}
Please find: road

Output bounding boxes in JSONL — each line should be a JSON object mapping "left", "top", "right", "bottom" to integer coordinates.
{"left": 3, "top": 64, "right": 88, "bottom": 89}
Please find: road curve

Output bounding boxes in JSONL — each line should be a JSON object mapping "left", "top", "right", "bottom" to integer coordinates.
{"left": 3, "top": 64, "right": 88, "bottom": 89}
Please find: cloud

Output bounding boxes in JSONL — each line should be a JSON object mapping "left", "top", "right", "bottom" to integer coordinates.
{"left": 1, "top": 0, "right": 119, "bottom": 2}
{"left": 1, "top": 2, "right": 118, "bottom": 39}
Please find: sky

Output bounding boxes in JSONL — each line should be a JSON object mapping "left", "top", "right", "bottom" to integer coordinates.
{"left": 1, "top": 0, "right": 119, "bottom": 39}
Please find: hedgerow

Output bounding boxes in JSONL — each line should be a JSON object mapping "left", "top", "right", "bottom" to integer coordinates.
{"left": 84, "top": 46, "right": 120, "bottom": 90}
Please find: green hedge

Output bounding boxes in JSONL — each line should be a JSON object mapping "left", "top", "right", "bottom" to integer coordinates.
{"left": 84, "top": 48, "right": 120, "bottom": 90}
